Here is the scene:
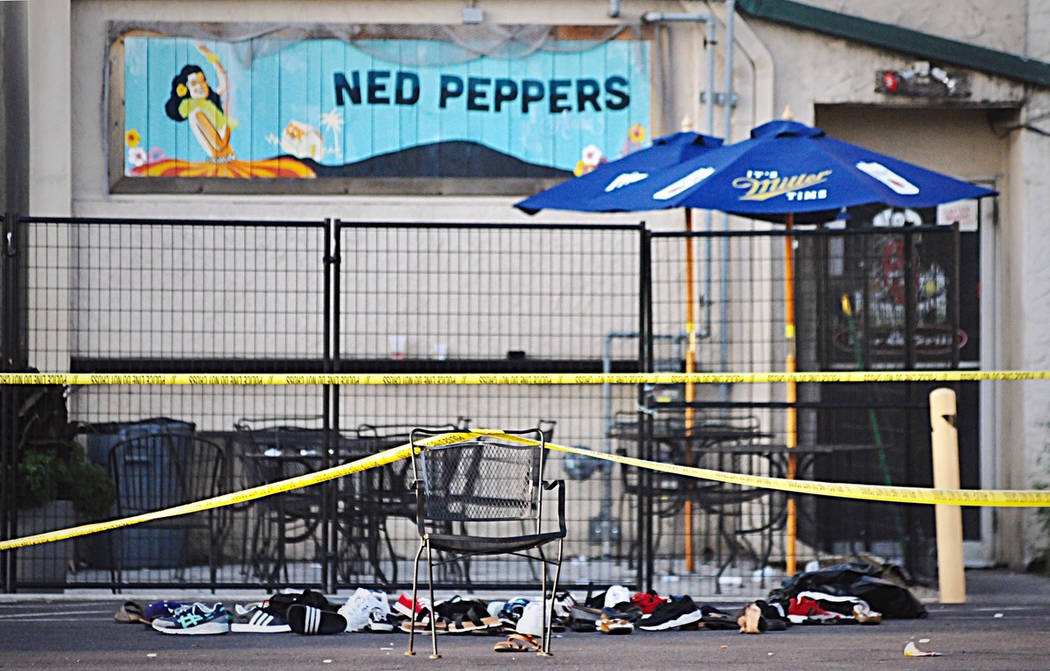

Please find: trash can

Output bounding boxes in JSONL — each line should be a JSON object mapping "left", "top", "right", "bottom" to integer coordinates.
{"left": 84, "top": 418, "right": 195, "bottom": 570}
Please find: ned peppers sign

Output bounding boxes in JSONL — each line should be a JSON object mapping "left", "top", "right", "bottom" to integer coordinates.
{"left": 119, "top": 32, "right": 651, "bottom": 184}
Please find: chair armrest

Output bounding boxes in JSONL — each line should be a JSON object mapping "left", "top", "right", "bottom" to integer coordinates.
{"left": 543, "top": 479, "right": 567, "bottom": 537}
{"left": 411, "top": 479, "right": 428, "bottom": 538}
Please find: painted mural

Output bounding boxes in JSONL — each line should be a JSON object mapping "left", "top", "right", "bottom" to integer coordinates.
{"left": 121, "top": 34, "right": 651, "bottom": 181}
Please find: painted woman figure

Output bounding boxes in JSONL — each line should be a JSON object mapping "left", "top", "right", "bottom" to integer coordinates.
{"left": 135, "top": 42, "right": 313, "bottom": 178}
{"left": 164, "top": 43, "right": 235, "bottom": 160}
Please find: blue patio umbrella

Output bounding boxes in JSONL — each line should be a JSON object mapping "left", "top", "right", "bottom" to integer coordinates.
{"left": 514, "top": 130, "right": 723, "bottom": 214}
{"left": 581, "top": 118, "right": 998, "bottom": 576}
{"left": 515, "top": 118, "right": 997, "bottom": 576}
{"left": 573, "top": 119, "right": 996, "bottom": 221}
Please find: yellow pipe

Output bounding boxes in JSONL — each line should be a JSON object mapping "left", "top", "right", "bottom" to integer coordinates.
{"left": 684, "top": 208, "right": 697, "bottom": 572}
{"left": 784, "top": 213, "right": 798, "bottom": 576}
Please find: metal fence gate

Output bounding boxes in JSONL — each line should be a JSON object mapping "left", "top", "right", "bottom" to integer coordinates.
{"left": 1, "top": 215, "right": 960, "bottom": 595}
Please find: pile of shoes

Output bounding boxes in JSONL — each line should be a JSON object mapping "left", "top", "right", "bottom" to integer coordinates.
{"left": 115, "top": 589, "right": 349, "bottom": 636}
{"left": 551, "top": 585, "right": 781, "bottom": 635}
{"left": 112, "top": 566, "right": 913, "bottom": 644}
{"left": 396, "top": 593, "right": 501, "bottom": 635}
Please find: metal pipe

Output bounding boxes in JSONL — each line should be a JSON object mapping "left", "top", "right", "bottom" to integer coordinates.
{"left": 704, "top": 18, "right": 716, "bottom": 339}
{"left": 639, "top": 11, "right": 716, "bottom": 338}
{"left": 719, "top": 0, "right": 736, "bottom": 404}
{"left": 642, "top": 12, "right": 709, "bottom": 22}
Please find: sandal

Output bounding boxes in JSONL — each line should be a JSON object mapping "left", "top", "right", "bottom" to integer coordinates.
{"left": 736, "top": 603, "right": 767, "bottom": 634}
{"left": 448, "top": 613, "right": 501, "bottom": 634}
{"left": 597, "top": 614, "right": 634, "bottom": 634}
{"left": 494, "top": 633, "right": 541, "bottom": 653}
{"left": 287, "top": 604, "right": 347, "bottom": 635}
{"left": 399, "top": 618, "right": 449, "bottom": 635}
{"left": 114, "top": 600, "right": 147, "bottom": 624}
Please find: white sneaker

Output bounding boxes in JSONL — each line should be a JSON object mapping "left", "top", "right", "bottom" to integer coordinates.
{"left": 853, "top": 602, "right": 883, "bottom": 624}
{"left": 369, "top": 589, "right": 392, "bottom": 617}
{"left": 365, "top": 609, "right": 398, "bottom": 632}
{"left": 515, "top": 601, "right": 545, "bottom": 638}
{"left": 338, "top": 588, "right": 375, "bottom": 632}
{"left": 604, "top": 584, "right": 632, "bottom": 610}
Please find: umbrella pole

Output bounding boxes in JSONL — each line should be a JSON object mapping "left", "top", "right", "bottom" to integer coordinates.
{"left": 684, "top": 208, "right": 697, "bottom": 573}
{"left": 784, "top": 213, "right": 798, "bottom": 577}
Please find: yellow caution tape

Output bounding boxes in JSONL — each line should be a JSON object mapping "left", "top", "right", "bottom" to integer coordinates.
{"left": 543, "top": 442, "right": 1050, "bottom": 508}
{"left": 0, "top": 431, "right": 456, "bottom": 552}
{"left": 3, "top": 430, "right": 1050, "bottom": 553}
{"left": 1, "top": 370, "right": 1050, "bottom": 386}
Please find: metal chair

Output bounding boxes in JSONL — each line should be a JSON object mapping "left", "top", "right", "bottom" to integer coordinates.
{"left": 233, "top": 425, "right": 328, "bottom": 586}
{"left": 405, "top": 427, "right": 565, "bottom": 659}
{"left": 336, "top": 421, "right": 464, "bottom": 586}
{"left": 107, "top": 432, "right": 228, "bottom": 590}
{"left": 610, "top": 410, "right": 774, "bottom": 580}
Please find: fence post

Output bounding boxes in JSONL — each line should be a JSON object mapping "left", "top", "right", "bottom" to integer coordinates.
{"left": 1, "top": 213, "right": 12, "bottom": 591}
{"left": 930, "top": 387, "right": 965, "bottom": 603}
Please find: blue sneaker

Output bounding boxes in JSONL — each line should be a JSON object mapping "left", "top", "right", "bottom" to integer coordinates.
{"left": 143, "top": 600, "right": 186, "bottom": 623}
{"left": 152, "top": 602, "right": 231, "bottom": 635}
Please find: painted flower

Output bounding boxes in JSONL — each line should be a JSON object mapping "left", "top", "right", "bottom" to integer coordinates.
{"left": 581, "top": 144, "right": 603, "bottom": 167}
{"left": 125, "top": 129, "right": 141, "bottom": 148}
{"left": 147, "top": 146, "right": 166, "bottom": 163}
{"left": 127, "top": 146, "right": 147, "bottom": 167}
{"left": 628, "top": 124, "right": 646, "bottom": 143}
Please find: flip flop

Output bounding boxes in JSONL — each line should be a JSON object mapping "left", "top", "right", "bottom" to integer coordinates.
{"left": 494, "top": 633, "right": 541, "bottom": 653}
{"left": 114, "top": 601, "right": 147, "bottom": 624}
{"left": 286, "top": 604, "right": 346, "bottom": 635}
{"left": 399, "top": 618, "right": 449, "bottom": 635}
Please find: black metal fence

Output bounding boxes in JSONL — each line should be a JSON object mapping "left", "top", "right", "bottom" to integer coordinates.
{"left": 0, "top": 215, "right": 962, "bottom": 595}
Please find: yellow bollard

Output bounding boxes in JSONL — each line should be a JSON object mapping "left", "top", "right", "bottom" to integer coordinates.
{"left": 929, "top": 387, "right": 966, "bottom": 603}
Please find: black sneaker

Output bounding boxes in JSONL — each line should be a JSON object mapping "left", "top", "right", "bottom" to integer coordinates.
{"left": 754, "top": 599, "right": 789, "bottom": 630}
{"left": 637, "top": 595, "right": 703, "bottom": 631}
{"left": 263, "top": 589, "right": 332, "bottom": 620}
{"left": 698, "top": 604, "right": 737, "bottom": 630}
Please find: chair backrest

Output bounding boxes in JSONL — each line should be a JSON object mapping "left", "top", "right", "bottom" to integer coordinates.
{"left": 108, "top": 432, "right": 226, "bottom": 516}
{"left": 410, "top": 429, "right": 546, "bottom": 528}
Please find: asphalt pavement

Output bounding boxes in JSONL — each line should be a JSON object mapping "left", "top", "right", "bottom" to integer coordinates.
{"left": 1, "top": 568, "right": 1048, "bottom": 670}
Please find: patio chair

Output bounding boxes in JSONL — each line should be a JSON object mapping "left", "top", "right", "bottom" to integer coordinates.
{"left": 336, "top": 420, "right": 466, "bottom": 586}
{"left": 404, "top": 427, "right": 566, "bottom": 658}
{"left": 107, "top": 432, "right": 228, "bottom": 590}
{"left": 233, "top": 424, "right": 328, "bottom": 586}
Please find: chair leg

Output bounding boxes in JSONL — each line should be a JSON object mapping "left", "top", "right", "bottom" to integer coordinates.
{"left": 538, "top": 547, "right": 551, "bottom": 656}
{"left": 541, "top": 540, "right": 564, "bottom": 655}
{"left": 405, "top": 541, "right": 425, "bottom": 657}
{"left": 109, "top": 530, "right": 121, "bottom": 595}
{"left": 116, "top": 529, "right": 127, "bottom": 595}
{"left": 426, "top": 540, "right": 440, "bottom": 659}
